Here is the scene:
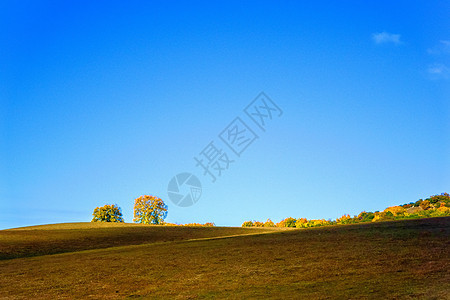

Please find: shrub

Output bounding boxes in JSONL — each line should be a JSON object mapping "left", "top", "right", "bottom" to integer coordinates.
{"left": 358, "top": 211, "right": 374, "bottom": 222}
{"left": 384, "top": 206, "right": 405, "bottom": 216}
{"left": 427, "top": 193, "right": 450, "bottom": 204}
{"left": 309, "top": 219, "right": 332, "bottom": 227}
{"left": 295, "top": 218, "right": 308, "bottom": 228}
{"left": 419, "top": 200, "right": 431, "bottom": 210}
{"left": 241, "top": 192, "right": 449, "bottom": 228}
{"left": 336, "top": 214, "right": 353, "bottom": 224}
{"left": 264, "top": 219, "right": 275, "bottom": 227}
{"left": 414, "top": 199, "right": 423, "bottom": 207}
{"left": 253, "top": 221, "right": 264, "bottom": 227}
{"left": 183, "top": 223, "right": 215, "bottom": 226}
{"left": 242, "top": 221, "right": 254, "bottom": 227}
{"left": 284, "top": 217, "right": 297, "bottom": 227}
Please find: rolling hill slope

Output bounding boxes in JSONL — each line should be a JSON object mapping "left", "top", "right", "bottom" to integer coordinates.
{"left": 0, "top": 217, "right": 449, "bottom": 299}
{"left": 0, "top": 222, "right": 279, "bottom": 260}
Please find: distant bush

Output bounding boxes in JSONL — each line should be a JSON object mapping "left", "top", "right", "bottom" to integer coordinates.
{"left": 163, "top": 222, "right": 215, "bottom": 227}
{"left": 295, "top": 218, "right": 334, "bottom": 228}
{"left": 357, "top": 211, "right": 374, "bottom": 222}
{"left": 384, "top": 206, "right": 405, "bottom": 216}
{"left": 277, "top": 217, "right": 296, "bottom": 227}
{"left": 182, "top": 222, "right": 215, "bottom": 227}
{"left": 295, "top": 218, "right": 308, "bottom": 228}
{"left": 427, "top": 193, "right": 450, "bottom": 205}
{"left": 242, "top": 221, "right": 254, "bottom": 227}
{"left": 91, "top": 204, "right": 124, "bottom": 223}
{"left": 401, "top": 202, "right": 414, "bottom": 209}
{"left": 242, "top": 193, "right": 450, "bottom": 228}
{"left": 419, "top": 200, "right": 431, "bottom": 210}
{"left": 253, "top": 221, "right": 264, "bottom": 227}
{"left": 336, "top": 214, "right": 354, "bottom": 225}
{"left": 264, "top": 219, "right": 275, "bottom": 227}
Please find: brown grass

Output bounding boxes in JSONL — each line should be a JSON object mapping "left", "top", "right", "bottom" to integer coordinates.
{"left": 0, "top": 222, "right": 278, "bottom": 260}
{"left": 0, "top": 217, "right": 449, "bottom": 299}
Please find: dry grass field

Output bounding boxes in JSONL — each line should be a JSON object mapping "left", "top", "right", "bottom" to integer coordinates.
{"left": 0, "top": 217, "right": 449, "bottom": 299}
{"left": 0, "top": 222, "right": 277, "bottom": 260}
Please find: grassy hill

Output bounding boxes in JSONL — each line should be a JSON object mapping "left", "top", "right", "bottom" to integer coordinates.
{"left": 0, "top": 222, "right": 278, "bottom": 260}
{"left": 0, "top": 217, "right": 449, "bottom": 299}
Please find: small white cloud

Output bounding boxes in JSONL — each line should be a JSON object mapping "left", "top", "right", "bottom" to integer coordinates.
{"left": 441, "top": 40, "right": 450, "bottom": 48}
{"left": 428, "top": 65, "right": 445, "bottom": 74}
{"left": 372, "top": 32, "right": 402, "bottom": 45}
{"left": 427, "top": 40, "right": 450, "bottom": 55}
{"left": 427, "top": 64, "right": 449, "bottom": 79}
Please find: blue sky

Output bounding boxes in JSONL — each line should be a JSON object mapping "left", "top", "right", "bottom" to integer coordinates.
{"left": 1, "top": 1, "right": 449, "bottom": 229}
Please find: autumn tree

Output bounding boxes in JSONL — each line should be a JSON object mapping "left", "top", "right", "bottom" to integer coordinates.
{"left": 357, "top": 211, "right": 375, "bottom": 222}
{"left": 133, "top": 195, "right": 168, "bottom": 224}
{"left": 264, "top": 219, "right": 275, "bottom": 227}
{"left": 419, "top": 200, "right": 431, "bottom": 210}
{"left": 295, "top": 218, "right": 308, "bottom": 228}
{"left": 92, "top": 204, "right": 124, "bottom": 223}
{"left": 336, "top": 214, "right": 353, "bottom": 224}
{"left": 284, "top": 217, "right": 297, "bottom": 227}
{"left": 427, "top": 193, "right": 450, "bottom": 207}
{"left": 252, "top": 221, "right": 264, "bottom": 227}
{"left": 277, "top": 217, "right": 296, "bottom": 227}
{"left": 242, "top": 220, "right": 254, "bottom": 227}
{"left": 384, "top": 206, "right": 405, "bottom": 216}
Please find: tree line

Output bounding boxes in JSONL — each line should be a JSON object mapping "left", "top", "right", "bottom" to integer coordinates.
{"left": 91, "top": 192, "right": 449, "bottom": 227}
{"left": 242, "top": 193, "right": 450, "bottom": 228}
{"left": 91, "top": 195, "right": 214, "bottom": 226}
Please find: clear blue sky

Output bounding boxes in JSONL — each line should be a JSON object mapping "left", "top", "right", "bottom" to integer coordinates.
{"left": 1, "top": 1, "right": 449, "bottom": 229}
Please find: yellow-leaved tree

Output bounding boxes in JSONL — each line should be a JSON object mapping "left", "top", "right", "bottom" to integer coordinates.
{"left": 91, "top": 204, "right": 124, "bottom": 223}
{"left": 133, "top": 195, "right": 168, "bottom": 224}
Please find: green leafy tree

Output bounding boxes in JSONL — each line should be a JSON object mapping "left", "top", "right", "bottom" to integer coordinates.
{"left": 91, "top": 204, "right": 124, "bottom": 223}
{"left": 358, "top": 211, "right": 375, "bottom": 222}
{"left": 133, "top": 195, "right": 168, "bottom": 224}
{"left": 426, "top": 193, "right": 450, "bottom": 205}
{"left": 414, "top": 199, "right": 423, "bottom": 207}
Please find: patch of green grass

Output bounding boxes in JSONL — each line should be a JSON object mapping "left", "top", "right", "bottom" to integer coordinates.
{"left": 0, "top": 217, "right": 449, "bottom": 299}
